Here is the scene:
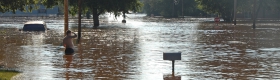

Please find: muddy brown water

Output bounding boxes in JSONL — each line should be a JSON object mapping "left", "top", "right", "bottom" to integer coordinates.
{"left": 1, "top": 14, "right": 280, "bottom": 80}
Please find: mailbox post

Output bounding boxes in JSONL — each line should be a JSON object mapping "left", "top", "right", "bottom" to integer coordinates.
{"left": 163, "top": 52, "right": 181, "bottom": 72}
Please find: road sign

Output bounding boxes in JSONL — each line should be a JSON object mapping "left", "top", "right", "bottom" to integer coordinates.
{"left": 214, "top": 17, "right": 220, "bottom": 23}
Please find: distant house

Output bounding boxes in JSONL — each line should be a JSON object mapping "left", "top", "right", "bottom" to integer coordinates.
{"left": 0, "top": 5, "right": 59, "bottom": 17}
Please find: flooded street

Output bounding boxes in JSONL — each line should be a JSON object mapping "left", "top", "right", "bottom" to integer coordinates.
{"left": 1, "top": 14, "right": 280, "bottom": 80}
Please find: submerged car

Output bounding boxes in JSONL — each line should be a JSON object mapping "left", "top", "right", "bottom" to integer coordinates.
{"left": 21, "top": 21, "right": 49, "bottom": 32}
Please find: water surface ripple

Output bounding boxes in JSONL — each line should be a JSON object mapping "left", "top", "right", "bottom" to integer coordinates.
{"left": 0, "top": 15, "right": 280, "bottom": 80}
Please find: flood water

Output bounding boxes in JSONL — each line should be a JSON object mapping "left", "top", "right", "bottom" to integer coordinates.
{"left": 1, "top": 14, "right": 280, "bottom": 80}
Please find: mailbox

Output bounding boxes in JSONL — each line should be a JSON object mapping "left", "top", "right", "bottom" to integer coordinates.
{"left": 163, "top": 52, "right": 181, "bottom": 60}
{"left": 163, "top": 52, "right": 182, "bottom": 73}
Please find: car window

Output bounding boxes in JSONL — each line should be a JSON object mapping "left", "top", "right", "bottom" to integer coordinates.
{"left": 23, "top": 24, "right": 46, "bottom": 31}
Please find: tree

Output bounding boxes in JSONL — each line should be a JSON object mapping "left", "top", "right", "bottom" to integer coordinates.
{"left": 0, "top": 0, "right": 40, "bottom": 13}
{"left": 196, "top": 0, "right": 234, "bottom": 22}
{"left": 143, "top": 0, "right": 162, "bottom": 16}
{"left": 41, "top": 0, "right": 142, "bottom": 27}
{"left": 116, "top": 0, "right": 143, "bottom": 20}
{"left": 238, "top": 0, "right": 280, "bottom": 28}
{"left": 66, "top": 0, "right": 142, "bottom": 27}
{"left": 143, "top": 0, "right": 202, "bottom": 18}
{"left": 238, "top": 0, "right": 280, "bottom": 18}
{"left": 195, "top": 0, "right": 280, "bottom": 22}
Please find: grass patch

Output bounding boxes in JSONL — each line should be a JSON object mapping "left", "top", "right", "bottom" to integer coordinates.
{"left": 0, "top": 70, "right": 20, "bottom": 80}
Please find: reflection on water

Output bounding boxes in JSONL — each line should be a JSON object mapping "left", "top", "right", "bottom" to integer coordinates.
{"left": 1, "top": 15, "right": 280, "bottom": 79}
{"left": 63, "top": 55, "right": 73, "bottom": 80}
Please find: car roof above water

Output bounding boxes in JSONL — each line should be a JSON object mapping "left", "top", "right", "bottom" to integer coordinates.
{"left": 22, "top": 21, "right": 47, "bottom": 32}
{"left": 24, "top": 21, "right": 45, "bottom": 25}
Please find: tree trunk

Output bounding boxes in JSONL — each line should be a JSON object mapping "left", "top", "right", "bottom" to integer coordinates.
{"left": 223, "top": 16, "right": 231, "bottom": 22}
{"left": 92, "top": 8, "right": 99, "bottom": 27}
{"left": 253, "top": 0, "right": 256, "bottom": 29}
{"left": 255, "top": 0, "right": 262, "bottom": 19}
{"left": 123, "top": 11, "right": 126, "bottom": 20}
{"left": 233, "top": 0, "right": 237, "bottom": 25}
{"left": 86, "top": 11, "right": 90, "bottom": 19}
{"left": 222, "top": 12, "right": 232, "bottom": 22}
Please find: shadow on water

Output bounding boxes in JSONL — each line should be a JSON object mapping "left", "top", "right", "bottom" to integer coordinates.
{"left": 163, "top": 74, "right": 181, "bottom": 80}
{"left": 63, "top": 55, "right": 73, "bottom": 80}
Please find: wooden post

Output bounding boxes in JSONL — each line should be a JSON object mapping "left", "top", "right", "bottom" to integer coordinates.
{"left": 64, "top": 0, "right": 69, "bottom": 36}
{"left": 78, "top": 0, "right": 82, "bottom": 43}
{"left": 172, "top": 60, "right": 175, "bottom": 72}
{"left": 182, "top": 0, "right": 183, "bottom": 18}
{"left": 234, "top": 0, "right": 237, "bottom": 25}
{"left": 253, "top": 0, "right": 256, "bottom": 29}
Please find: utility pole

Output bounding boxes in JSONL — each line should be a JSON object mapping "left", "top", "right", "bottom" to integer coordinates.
{"left": 78, "top": 0, "right": 82, "bottom": 43}
{"left": 253, "top": 0, "right": 256, "bottom": 29}
{"left": 173, "top": 0, "right": 179, "bottom": 18}
{"left": 182, "top": 0, "right": 183, "bottom": 18}
{"left": 234, "top": 0, "right": 237, "bottom": 25}
{"left": 64, "top": 0, "right": 68, "bottom": 36}
{"left": 172, "top": 0, "right": 175, "bottom": 17}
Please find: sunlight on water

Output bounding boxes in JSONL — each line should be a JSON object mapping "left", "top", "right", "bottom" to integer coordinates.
{"left": 106, "top": 13, "right": 124, "bottom": 22}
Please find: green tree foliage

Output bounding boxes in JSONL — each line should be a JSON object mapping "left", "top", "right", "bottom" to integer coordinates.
{"left": 40, "top": 0, "right": 60, "bottom": 8}
{"left": 42, "top": 0, "right": 142, "bottom": 27}
{"left": 0, "top": 0, "right": 40, "bottom": 13}
{"left": 238, "top": 0, "right": 280, "bottom": 18}
{"left": 41, "top": 0, "right": 142, "bottom": 26}
{"left": 195, "top": 0, "right": 280, "bottom": 22}
{"left": 115, "top": 0, "right": 143, "bottom": 19}
{"left": 143, "top": 0, "right": 162, "bottom": 16}
{"left": 143, "top": 0, "right": 203, "bottom": 18}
